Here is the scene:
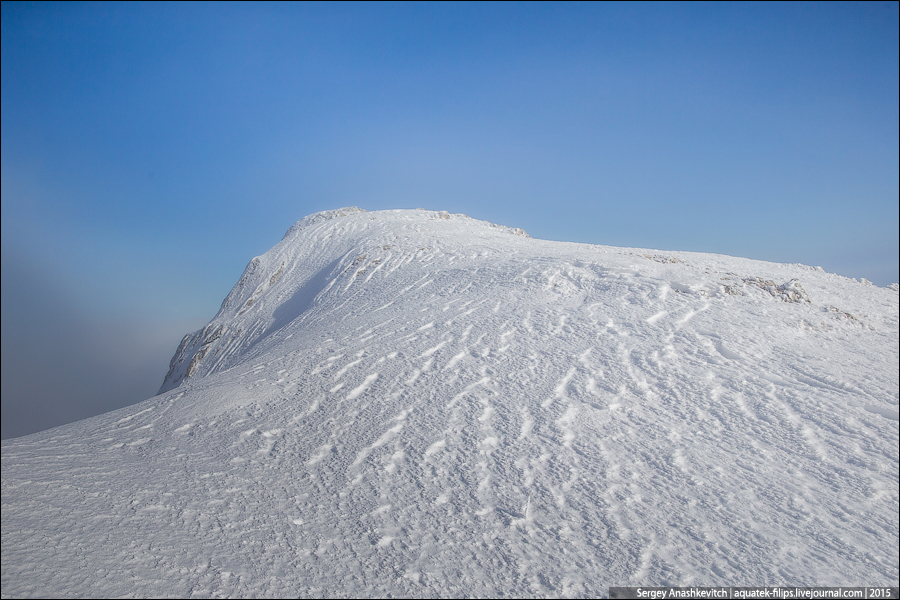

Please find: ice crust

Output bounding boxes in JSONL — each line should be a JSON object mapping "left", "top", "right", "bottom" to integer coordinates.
{"left": 2, "top": 208, "right": 898, "bottom": 597}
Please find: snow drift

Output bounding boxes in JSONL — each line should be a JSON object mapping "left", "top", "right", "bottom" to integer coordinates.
{"left": 2, "top": 208, "right": 898, "bottom": 597}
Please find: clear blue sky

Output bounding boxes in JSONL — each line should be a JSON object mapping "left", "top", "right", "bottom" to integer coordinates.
{"left": 2, "top": 1, "right": 898, "bottom": 438}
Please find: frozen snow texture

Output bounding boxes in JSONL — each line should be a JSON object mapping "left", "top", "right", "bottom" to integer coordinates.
{"left": 2, "top": 208, "right": 898, "bottom": 598}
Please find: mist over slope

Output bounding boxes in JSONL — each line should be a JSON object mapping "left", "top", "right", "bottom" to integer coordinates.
{"left": 2, "top": 208, "right": 898, "bottom": 597}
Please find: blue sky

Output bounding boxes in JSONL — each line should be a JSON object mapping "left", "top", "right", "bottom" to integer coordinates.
{"left": 2, "top": 1, "right": 898, "bottom": 438}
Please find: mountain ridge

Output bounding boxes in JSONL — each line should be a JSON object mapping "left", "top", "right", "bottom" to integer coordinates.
{"left": 3, "top": 207, "right": 897, "bottom": 597}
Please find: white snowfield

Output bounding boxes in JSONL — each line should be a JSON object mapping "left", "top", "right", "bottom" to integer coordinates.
{"left": 2, "top": 208, "right": 898, "bottom": 598}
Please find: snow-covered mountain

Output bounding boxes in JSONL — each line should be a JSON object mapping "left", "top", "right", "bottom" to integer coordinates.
{"left": 2, "top": 208, "right": 898, "bottom": 597}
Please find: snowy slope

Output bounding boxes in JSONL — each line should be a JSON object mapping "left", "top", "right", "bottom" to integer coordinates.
{"left": 2, "top": 208, "right": 898, "bottom": 598}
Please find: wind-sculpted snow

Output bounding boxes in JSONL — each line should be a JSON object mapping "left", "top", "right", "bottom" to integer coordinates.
{"left": 2, "top": 208, "right": 898, "bottom": 597}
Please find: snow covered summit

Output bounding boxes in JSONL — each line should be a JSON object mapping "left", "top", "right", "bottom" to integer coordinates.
{"left": 158, "top": 207, "right": 531, "bottom": 393}
{"left": 2, "top": 208, "right": 898, "bottom": 597}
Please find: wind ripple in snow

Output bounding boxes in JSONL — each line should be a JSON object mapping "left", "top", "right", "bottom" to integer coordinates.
{"left": 2, "top": 208, "right": 897, "bottom": 598}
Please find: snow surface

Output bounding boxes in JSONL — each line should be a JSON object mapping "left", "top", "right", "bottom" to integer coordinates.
{"left": 2, "top": 208, "right": 898, "bottom": 598}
